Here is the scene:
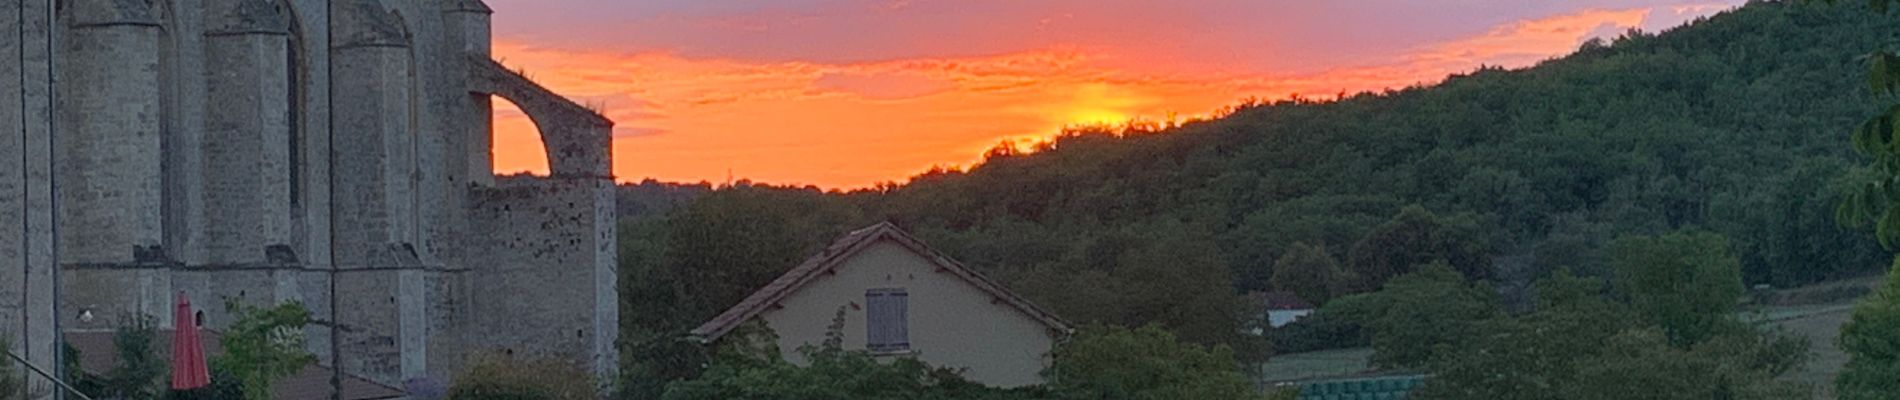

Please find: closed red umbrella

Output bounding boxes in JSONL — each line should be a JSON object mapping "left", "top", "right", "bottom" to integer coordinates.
{"left": 171, "top": 292, "right": 211, "bottom": 390}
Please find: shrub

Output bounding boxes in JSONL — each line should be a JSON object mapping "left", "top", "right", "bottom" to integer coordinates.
{"left": 661, "top": 345, "right": 1032, "bottom": 400}
{"left": 1267, "top": 312, "right": 1368, "bottom": 354}
{"left": 1608, "top": 231, "right": 1747, "bottom": 346}
{"left": 211, "top": 300, "right": 315, "bottom": 400}
{"left": 448, "top": 354, "right": 598, "bottom": 400}
{"left": 165, "top": 367, "right": 245, "bottom": 400}
{"left": 1837, "top": 261, "right": 1900, "bottom": 399}
{"left": 103, "top": 315, "right": 167, "bottom": 400}
{"left": 0, "top": 336, "right": 20, "bottom": 400}
{"left": 1045, "top": 325, "right": 1260, "bottom": 400}
{"left": 1356, "top": 263, "right": 1500, "bottom": 368}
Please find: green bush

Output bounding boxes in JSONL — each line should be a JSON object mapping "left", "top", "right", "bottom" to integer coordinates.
{"left": 662, "top": 345, "right": 1033, "bottom": 400}
{"left": 104, "top": 315, "right": 167, "bottom": 400}
{"left": 1351, "top": 263, "right": 1500, "bottom": 368}
{"left": 448, "top": 354, "right": 598, "bottom": 400}
{"left": 1608, "top": 231, "right": 1746, "bottom": 346}
{"left": 1266, "top": 312, "right": 1367, "bottom": 354}
{"left": 165, "top": 367, "right": 246, "bottom": 400}
{"left": 1414, "top": 269, "right": 1810, "bottom": 399}
{"left": 0, "top": 336, "right": 21, "bottom": 400}
{"left": 1045, "top": 325, "right": 1260, "bottom": 400}
{"left": 211, "top": 300, "right": 315, "bottom": 400}
{"left": 1837, "top": 260, "right": 1900, "bottom": 399}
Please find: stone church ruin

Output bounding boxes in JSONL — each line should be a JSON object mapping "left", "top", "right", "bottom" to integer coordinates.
{"left": 0, "top": 0, "right": 618, "bottom": 394}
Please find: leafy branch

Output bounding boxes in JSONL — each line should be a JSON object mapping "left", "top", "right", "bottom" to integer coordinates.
{"left": 209, "top": 299, "right": 315, "bottom": 400}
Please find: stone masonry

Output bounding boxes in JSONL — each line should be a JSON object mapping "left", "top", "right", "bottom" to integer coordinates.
{"left": 0, "top": 0, "right": 618, "bottom": 396}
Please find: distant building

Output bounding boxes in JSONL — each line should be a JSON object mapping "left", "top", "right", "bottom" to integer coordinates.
{"left": 690, "top": 222, "right": 1073, "bottom": 388}
{"left": 1251, "top": 291, "right": 1316, "bottom": 330}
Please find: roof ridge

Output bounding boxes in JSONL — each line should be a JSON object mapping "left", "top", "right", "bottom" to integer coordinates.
{"left": 687, "top": 222, "right": 1071, "bottom": 342}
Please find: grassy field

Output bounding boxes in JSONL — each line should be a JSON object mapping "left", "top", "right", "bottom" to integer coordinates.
{"left": 1771, "top": 306, "right": 1854, "bottom": 399}
{"left": 1755, "top": 275, "right": 1881, "bottom": 399}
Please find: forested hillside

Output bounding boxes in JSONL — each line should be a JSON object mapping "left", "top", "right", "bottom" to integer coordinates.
{"left": 615, "top": 2, "right": 1899, "bottom": 396}
{"left": 869, "top": 1, "right": 1894, "bottom": 290}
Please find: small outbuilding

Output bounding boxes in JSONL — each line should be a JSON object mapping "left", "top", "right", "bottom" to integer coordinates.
{"left": 1252, "top": 291, "right": 1316, "bottom": 329}
{"left": 690, "top": 222, "right": 1072, "bottom": 388}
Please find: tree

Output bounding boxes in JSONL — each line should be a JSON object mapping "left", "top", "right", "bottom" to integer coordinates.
{"left": 1271, "top": 242, "right": 1344, "bottom": 305}
{"left": 1346, "top": 206, "right": 1491, "bottom": 290}
{"left": 1107, "top": 222, "right": 1253, "bottom": 349}
{"left": 102, "top": 315, "right": 167, "bottom": 400}
{"left": 0, "top": 336, "right": 20, "bottom": 400}
{"left": 1415, "top": 270, "right": 1811, "bottom": 400}
{"left": 1353, "top": 263, "right": 1500, "bottom": 368}
{"left": 1043, "top": 325, "right": 1259, "bottom": 400}
{"left": 1607, "top": 231, "right": 1745, "bottom": 346}
{"left": 1837, "top": 259, "right": 1900, "bottom": 399}
{"left": 210, "top": 300, "right": 315, "bottom": 400}
{"left": 1829, "top": 2, "right": 1900, "bottom": 397}
{"left": 662, "top": 188, "right": 855, "bottom": 322}
{"left": 61, "top": 342, "right": 102, "bottom": 398}
{"left": 1834, "top": 0, "right": 1900, "bottom": 247}
{"left": 618, "top": 185, "right": 864, "bottom": 400}
{"left": 1415, "top": 269, "right": 1630, "bottom": 400}
{"left": 1557, "top": 329, "right": 1808, "bottom": 400}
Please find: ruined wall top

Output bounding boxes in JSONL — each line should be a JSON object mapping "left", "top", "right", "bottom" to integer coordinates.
{"left": 446, "top": 0, "right": 492, "bottom": 14}
{"left": 468, "top": 56, "right": 615, "bottom": 178}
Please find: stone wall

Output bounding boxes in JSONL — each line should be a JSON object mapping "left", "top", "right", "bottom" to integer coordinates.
{"left": 467, "top": 178, "right": 617, "bottom": 383}
{"left": 57, "top": 0, "right": 165, "bottom": 265}
{"left": 201, "top": 0, "right": 292, "bottom": 265}
{"left": 0, "top": 2, "right": 62, "bottom": 398}
{"left": 465, "top": 49, "right": 618, "bottom": 384}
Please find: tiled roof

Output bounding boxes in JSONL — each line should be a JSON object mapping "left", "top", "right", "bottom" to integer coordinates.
{"left": 1251, "top": 291, "right": 1317, "bottom": 310}
{"left": 65, "top": 330, "right": 405, "bottom": 400}
{"left": 689, "top": 221, "right": 1073, "bottom": 342}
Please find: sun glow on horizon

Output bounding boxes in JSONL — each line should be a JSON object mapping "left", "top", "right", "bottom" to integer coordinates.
{"left": 1056, "top": 83, "right": 1140, "bottom": 128}
{"left": 484, "top": 2, "right": 1742, "bottom": 189}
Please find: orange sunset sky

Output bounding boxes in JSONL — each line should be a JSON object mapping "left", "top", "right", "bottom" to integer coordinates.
{"left": 483, "top": 0, "right": 1744, "bottom": 189}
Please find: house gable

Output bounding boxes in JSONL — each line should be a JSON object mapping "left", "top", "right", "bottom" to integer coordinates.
{"left": 689, "top": 222, "right": 1071, "bottom": 342}
{"left": 688, "top": 222, "right": 1073, "bottom": 387}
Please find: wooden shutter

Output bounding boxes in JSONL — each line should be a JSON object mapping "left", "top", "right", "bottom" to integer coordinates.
{"left": 891, "top": 291, "right": 908, "bottom": 349}
{"left": 866, "top": 288, "right": 909, "bottom": 351}
{"left": 867, "top": 291, "right": 888, "bottom": 348}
